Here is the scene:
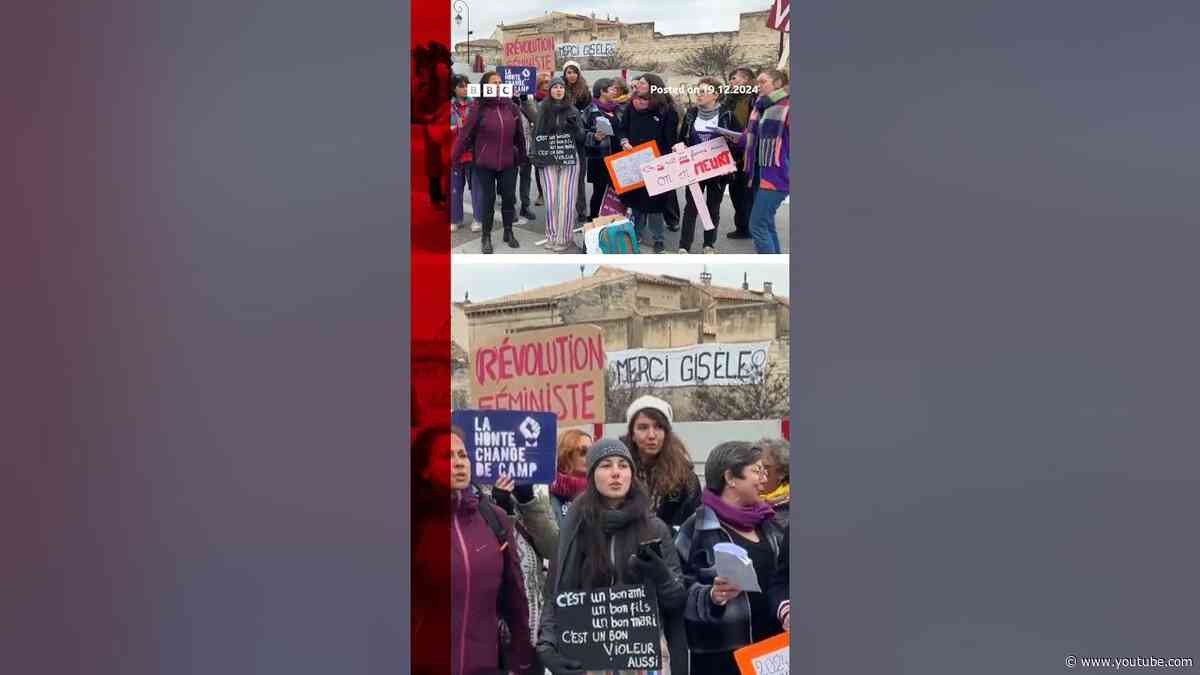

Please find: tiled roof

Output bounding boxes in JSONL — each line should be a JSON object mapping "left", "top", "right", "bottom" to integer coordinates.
{"left": 463, "top": 267, "right": 787, "bottom": 312}
{"left": 702, "top": 285, "right": 771, "bottom": 303}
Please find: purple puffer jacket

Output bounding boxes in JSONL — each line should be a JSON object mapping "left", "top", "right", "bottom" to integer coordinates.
{"left": 450, "top": 98, "right": 529, "bottom": 171}
{"left": 451, "top": 490, "right": 536, "bottom": 675}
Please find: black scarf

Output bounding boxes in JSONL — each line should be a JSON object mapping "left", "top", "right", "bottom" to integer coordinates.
{"left": 556, "top": 491, "right": 649, "bottom": 591}
{"left": 534, "top": 97, "right": 575, "bottom": 138}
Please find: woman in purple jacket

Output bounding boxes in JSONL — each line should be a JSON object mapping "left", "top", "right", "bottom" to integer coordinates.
{"left": 451, "top": 71, "right": 529, "bottom": 254}
{"left": 447, "top": 426, "right": 537, "bottom": 675}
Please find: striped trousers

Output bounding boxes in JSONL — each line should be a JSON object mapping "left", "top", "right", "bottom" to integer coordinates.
{"left": 540, "top": 161, "right": 581, "bottom": 247}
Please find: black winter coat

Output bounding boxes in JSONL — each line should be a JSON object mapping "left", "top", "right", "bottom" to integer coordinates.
{"left": 537, "top": 505, "right": 690, "bottom": 675}
{"left": 584, "top": 102, "right": 622, "bottom": 183}
{"left": 674, "top": 505, "right": 787, "bottom": 656}
{"left": 622, "top": 435, "right": 704, "bottom": 529}
{"left": 615, "top": 102, "right": 679, "bottom": 213}
{"left": 530, "top": 100, "right": 586, "bottom": 167}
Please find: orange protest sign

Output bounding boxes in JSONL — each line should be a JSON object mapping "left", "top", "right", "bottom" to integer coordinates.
{"left": 733, "top": 631, "right": 789, "bottom": 675}
{"left": 604, "top": 141, "right": 660, "bottom": 194}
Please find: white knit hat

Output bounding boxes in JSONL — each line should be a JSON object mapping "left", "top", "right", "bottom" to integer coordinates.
{"left": 562, "top": 60, "right": 583, "bottom": 75}
{"left": 626, "top": 395, "right": 673, "bottom": 424}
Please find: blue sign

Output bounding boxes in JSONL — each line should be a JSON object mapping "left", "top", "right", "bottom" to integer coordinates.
{"left": 496, "top": 66, "right": 537, "bottom": 96}
{"left": 452, "top": 409, "right": 557, "bottom": 485}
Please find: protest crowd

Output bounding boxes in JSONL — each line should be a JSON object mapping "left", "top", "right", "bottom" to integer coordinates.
{"left": 432, "top": 394, "right": 792, "bottom": 675}
{"left": 448, "top": 60, "right": 790, "bottom": 254}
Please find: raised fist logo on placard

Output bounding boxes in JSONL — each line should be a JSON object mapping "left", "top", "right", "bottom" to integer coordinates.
{"left": 518, "top": 417, "right": 542, "bottom": 446}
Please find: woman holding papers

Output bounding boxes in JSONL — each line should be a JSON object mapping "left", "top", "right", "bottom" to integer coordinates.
{"left": 676, "top": 77, "right": 743, "bottom": 254}
{"left": 584, "top": 79, "right": 623, "bottom": 220}
{"left": 532, "top": 77, "right": 587, "bottom": 252}
{"left": 536, "top": 438, "right": 689, "bottom": 675}
{"left": 675, "top": 442, "right": 786, "bottom": 675}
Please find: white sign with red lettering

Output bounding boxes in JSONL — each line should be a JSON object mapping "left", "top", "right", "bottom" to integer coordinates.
{"left": 640, "top": 137, "right": 736, "bottom": 197}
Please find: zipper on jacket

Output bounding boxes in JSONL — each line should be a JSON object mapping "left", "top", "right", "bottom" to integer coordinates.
{"left": 452, "top": 495, "right": 472, "bottom": 673}
{"left": 495, "top": 107, "right": 505, "bottom": 168}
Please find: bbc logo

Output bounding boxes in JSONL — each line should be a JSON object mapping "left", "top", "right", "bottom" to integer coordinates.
{"left": 466, "top": 83, "right": 514, "bottom": 98}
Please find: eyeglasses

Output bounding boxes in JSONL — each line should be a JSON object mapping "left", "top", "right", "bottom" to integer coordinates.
{"left": 745, "top": 464, "right": 767, "bottom": 478}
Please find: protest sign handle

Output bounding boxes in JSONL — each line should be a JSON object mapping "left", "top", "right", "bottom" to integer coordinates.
{"left": 691, "top": 182, "right": 715, "bottom": 231}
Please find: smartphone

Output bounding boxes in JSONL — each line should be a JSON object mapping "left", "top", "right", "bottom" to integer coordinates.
{"left": 638, "top": 538, "right": 663, "bottom": 558}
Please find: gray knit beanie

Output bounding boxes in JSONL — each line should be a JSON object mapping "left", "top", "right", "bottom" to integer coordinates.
{"left": 586, "top": 438, "right": 634, "bottom": 477}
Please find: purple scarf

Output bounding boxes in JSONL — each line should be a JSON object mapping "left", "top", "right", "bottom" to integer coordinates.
{"left": 702, "top": 489, "right": 775, "bottom": 531}
{"left": 595, "top": 98, "right": 620, "bottom": 114}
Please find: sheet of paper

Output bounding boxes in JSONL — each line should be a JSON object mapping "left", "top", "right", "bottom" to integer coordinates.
{"left": 713, "top": 542, "right": 761, "bottom": 593}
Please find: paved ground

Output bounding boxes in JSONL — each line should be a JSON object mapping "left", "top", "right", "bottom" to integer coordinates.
{"left": 411, "top": 126, "right": 787, "bottom": 255}
{"left": 444, "top": 184, "right": 789, "bottom": 255}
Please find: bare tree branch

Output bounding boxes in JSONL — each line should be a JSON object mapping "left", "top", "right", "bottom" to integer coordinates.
{"left": 675, "top": 42, "right": 746, "bottom": 82}
{"left": 688, "top": 361, "right": 790, "bottom": 420}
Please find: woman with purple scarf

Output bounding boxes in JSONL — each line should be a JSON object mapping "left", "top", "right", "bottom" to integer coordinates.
{"left": 674, "top": 442, "right": 786, "bottom": 675}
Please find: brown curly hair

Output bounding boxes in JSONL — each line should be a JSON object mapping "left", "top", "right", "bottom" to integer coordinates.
{"left": 621, "top": 407, "right": 695, "bottom": 500}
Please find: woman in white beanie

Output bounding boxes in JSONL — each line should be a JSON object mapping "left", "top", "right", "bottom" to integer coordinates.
{"left": 620, "top": 395, "right": 702, "bottom": 529}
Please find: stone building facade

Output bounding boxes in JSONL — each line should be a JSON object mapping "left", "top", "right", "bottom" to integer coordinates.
{"left": 451, "top": 266, "right": 789, "bottom": 421}
{"left": 453, "top": 10, "right": 782, "bottom": 83}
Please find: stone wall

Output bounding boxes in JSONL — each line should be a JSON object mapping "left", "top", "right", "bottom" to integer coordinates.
{"left": 454, "top": 10, "right": 783, "bottom": 80}
{"left": 634, "top": 282, "right": 683, "bottom": 311}
{"left": 558, "top": 278, "right": 637, "bottom": 322}
{"left": 716, "top": 303, "right": 779, "bottom": 343}
{"left": 463, "top": 303, "right": 561, "bottom": 355}
{"left": 639, "top": 310, "right": 703, "bottom": 348}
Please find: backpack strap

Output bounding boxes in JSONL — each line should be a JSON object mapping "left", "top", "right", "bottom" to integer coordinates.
{"left": 473, "top": 485, "right": 511, "bottom": 548}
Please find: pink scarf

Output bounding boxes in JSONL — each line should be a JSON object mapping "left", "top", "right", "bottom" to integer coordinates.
{"left": 549, "top": 472, "right": 588, "bottom": 501}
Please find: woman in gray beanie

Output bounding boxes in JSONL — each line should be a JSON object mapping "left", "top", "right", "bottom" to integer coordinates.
{"left": 536, "top": 438, "right": 690, "bottom": 675}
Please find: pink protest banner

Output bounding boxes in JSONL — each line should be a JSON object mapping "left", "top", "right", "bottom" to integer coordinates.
{"left": 503, "top": 34, "right": 556, "bottom": 75}
{"left": 640, "top": 137, "right": 736, "bottom": 197}
{"left": 641, "top": 138, "right": 737, "bottom": 230}
{"left": 469, "top": 324, "right": 607, "bottom": 427}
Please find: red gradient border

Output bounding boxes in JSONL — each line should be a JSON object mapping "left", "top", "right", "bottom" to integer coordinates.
{"left": 410, "top": 1, "right": 450, "bottom": 673}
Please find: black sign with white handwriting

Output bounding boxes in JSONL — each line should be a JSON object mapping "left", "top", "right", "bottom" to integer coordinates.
{"left": 554, "top": 584, "right": 661, "bottom": 671}
{"left": 531, "top": 132, "right": 578, "bottom": 166}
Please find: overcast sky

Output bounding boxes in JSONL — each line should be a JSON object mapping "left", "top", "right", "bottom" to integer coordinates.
{"left": 452, "top": 0, "right": 771, "bottom": 44}
{"left": 451, "top": 260, "right": 788, "bottom": 304}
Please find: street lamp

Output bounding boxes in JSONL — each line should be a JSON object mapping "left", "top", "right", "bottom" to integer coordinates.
{"left": 453, "top": 0, "right": 470, "bottom": 67}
